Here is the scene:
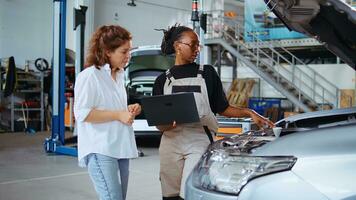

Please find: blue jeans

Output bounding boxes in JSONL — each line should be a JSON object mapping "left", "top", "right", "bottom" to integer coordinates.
{"left": 87, "top": 154, "right": 129, "bottom": 200}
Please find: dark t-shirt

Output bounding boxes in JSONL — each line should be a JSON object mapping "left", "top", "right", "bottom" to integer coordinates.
{"left": 152, "top": 62, "right": 229, "bottom": 114}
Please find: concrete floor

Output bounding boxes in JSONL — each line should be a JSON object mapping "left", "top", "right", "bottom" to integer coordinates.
{"left": 0, "top": 132, "right": 162, "bottom": 200}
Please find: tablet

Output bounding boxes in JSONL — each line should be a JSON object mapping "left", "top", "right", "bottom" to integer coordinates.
{"left": 141, "top": 92, "right": 200, "bottom": 126}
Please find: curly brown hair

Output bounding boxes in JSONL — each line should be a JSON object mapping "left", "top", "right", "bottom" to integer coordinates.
{"left": 85, "top": 25, "right": 132, "bottom": 68}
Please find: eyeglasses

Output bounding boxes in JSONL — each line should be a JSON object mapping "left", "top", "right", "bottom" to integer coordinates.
{"left": 178, "top": 41, "right": 202, "bottom": 50}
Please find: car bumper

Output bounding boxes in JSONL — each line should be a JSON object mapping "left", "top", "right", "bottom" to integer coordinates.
{"left": 185, "top": 171, "right": 329, "bottom": 200}
{"left": 133, "top": 119, "right": 160, "bottom": 136}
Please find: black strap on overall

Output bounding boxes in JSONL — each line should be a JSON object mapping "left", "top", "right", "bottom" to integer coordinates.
{"left": 203, "top": 126, "right": 214, "bottom": 144}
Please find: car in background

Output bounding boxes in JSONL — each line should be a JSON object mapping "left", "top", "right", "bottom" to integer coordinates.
{"left": 185, "top": 1, "right": 356, "bottom": 199}
{"left": 126, "top": 45, "right": 174, "bottom": 136}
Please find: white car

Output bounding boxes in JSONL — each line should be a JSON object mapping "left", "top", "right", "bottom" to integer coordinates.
{"left": 126, "top": 46, "right": 174, "bottom": 136}
{"left": 185, "top": 107, "right": 356, "bottom": 200}
{"left": 185, "top": 0, "right": 356, "bottom": 199}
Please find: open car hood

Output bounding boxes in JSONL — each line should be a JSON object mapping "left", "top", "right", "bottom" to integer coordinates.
{"left": 263, "top": 0, "right": 356, "bottom": 69}
{"left": 276, "top": 106, "right": 356, "bottom": 129}
{"left": 127, "top": 46, "right": 174, "bottom": 78}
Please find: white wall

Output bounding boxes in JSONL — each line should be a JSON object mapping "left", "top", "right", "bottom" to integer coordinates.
{"left": 93, "top": 0, "right": 192, "bottom": 47}
{"left": 1, "top": 0, "right": 354, "bottom": 98}
{"left": 203, "top": 0, "right": 224, "bottom": 11}
{"left": 308, "top": 64, "right": 356, "bottom": 89}
{"left": 0, "top": 0, "right": 78, "bottom": 69}
{"left": 0, "top": 0, "right": 220, "bottom": 67}
{"left": 225, "top": 63, "right": 356, "bottom": 98}
{"left": 66, "top": 0, "right": 76, "bottom": 52}
{"left": 0, "top": 0, "right": 202, "bottom": 67}
{"left": 0, "top": 0, "right": 52, "bottom": 68}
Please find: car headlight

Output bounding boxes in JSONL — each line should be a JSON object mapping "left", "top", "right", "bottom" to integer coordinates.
{"left": 192, "top": 149, "right": 297, "bottom": 195}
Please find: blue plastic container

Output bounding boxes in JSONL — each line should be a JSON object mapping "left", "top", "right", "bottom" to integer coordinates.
{"left": 248, "top": 98, "right": 281, "bottom": 116}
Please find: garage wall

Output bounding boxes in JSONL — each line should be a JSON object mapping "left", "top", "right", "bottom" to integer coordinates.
{"left": 226, "top": 63, "right": 356, "bottom": 98}
{"left": 1, "top": 0, "right": 354, "bottom": 99}
{"left": 235, "top": 65, "right": 284, "bottom": 98}
{"left": 0, "top": 0, "right": 53, "bottom": 67}
{"left": 308, "top": 64, "right": 356, "bottom": 89}
{"left": 93, "top": 0, "right": 192, "bottom": 47}
{"left": 0, "top": 0, "right": 195, "bottom": 66}
{"left": 0, "top": 0, "right": 78, "bottom": 68}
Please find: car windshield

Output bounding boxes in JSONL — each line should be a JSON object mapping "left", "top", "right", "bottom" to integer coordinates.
{"left": 127, "top": 54, "right": 174, "bottom": 74}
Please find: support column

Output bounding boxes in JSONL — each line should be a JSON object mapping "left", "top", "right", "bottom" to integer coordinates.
{"left": 217, "top": 44, "right": 222, "bottom": 76}
{"left": 233, "top": 57, "right": 237, "bottom": 81}
{"left": 45, "top": 0, "right": 68, "bottom": 154}
{"left": 74, "top": 1, "right": 87, "bottom": 76}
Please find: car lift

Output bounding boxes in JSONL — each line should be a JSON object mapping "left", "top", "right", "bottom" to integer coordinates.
{"left": 44, "top": 0, "right": 87, "bottom": 156}
{"left": 44, "top": 0, "right": 205, "bottom": 157}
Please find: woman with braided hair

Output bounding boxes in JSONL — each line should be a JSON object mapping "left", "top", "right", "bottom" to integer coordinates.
{"left": 74, "top": 25, "right": 141, "bottom": 200}
{"left": 153, "top": 24, "right": 274, "bottom": 200}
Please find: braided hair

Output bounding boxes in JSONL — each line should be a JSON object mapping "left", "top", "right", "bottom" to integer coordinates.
{"left": 156, "top": 24, "right": 193, "bottom": 55}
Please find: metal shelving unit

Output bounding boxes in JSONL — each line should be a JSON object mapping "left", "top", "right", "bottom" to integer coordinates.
{"left": 0, "top": 58, "right": 9, "bottom": 131}
{"left": 10, "top": 70, "right": 44, "bottom": 132}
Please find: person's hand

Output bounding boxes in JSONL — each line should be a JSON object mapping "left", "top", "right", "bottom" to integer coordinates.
{"left": 250, "top": 110, "right": 275, "bottom": 129}
{"left": 128, "top": 103, "right": 141, "bottom": 116}
{"left": 157, "top": 121, "right": 177, "bottom": 132}
{"left": 118, "top": 111, "right": 135, "bottom": 125}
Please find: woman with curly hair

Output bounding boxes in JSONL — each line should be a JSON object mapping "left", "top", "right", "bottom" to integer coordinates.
{"left": 74, "top": 25, "right": 141, "bottom": 200}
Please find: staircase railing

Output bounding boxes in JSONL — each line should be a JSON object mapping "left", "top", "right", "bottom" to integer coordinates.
{"left": 204, "top": 10, "right": 340, "bottom": 109}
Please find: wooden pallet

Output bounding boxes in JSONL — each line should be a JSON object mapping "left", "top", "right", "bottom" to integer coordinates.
{"left": 227, "top": 79, "right": 255, "bottom": 107}
{"left": 340, "top": 89, "right": 355, "bottom": 108}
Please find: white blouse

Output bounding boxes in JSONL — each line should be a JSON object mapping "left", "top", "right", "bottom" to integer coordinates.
{"left": 74, "top": 64, "right": 138, "bottom": 167}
